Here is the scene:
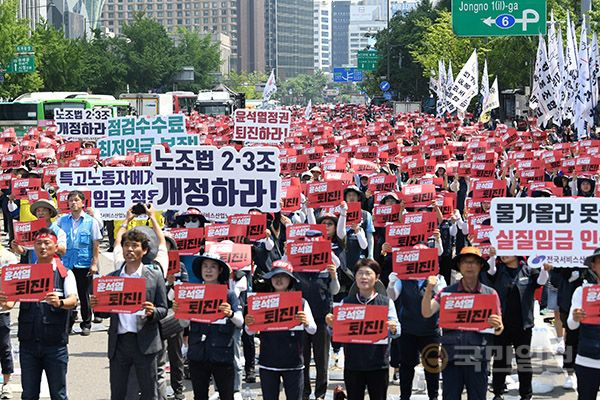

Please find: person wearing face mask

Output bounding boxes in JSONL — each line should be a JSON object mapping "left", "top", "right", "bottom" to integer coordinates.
{"left": 175, "top": 208, "right": 208, "bottom": 229}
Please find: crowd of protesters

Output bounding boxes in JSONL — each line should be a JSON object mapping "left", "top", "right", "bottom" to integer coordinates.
{"left": 0, "top": 103, "right": 597, "bottom": 400}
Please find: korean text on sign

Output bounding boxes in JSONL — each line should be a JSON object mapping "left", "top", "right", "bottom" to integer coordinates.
{"left": 1, "top": 264, "right": 53, "bottom": 302}
{"left": 332, "top": 304, "right": 389, "bottom": 344}
{"left": 93, "top": 276, "right": 146, "bottom": 314}
{"left": 583, "top": 285, "right": 600, "bottom": 325}
{"left": 151, "top": 145, "right": 281, "bottom": 216}
{"left": 174, "top": 283, "right": 228, "bottom": 324}
{"left": 247, "top": 291, "right": 303, "bottom": 331}
{"left": 233, "top": 109, "right": 291, "bottom": 144}
{"left": 54, "top": 108, "right": 112, "bottom": 140}
{"left": 439, "top": 293, "right": 499, "bottom": 332}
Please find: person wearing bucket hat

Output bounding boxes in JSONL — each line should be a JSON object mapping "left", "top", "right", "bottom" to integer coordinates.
{"left": 175, "top": 207, "right": 208, "bottom": 228}
{"left": 485, "top": 248, "right": 551, "bottom": 400}
{"left": 422, "top": 247, "right": 504, "bottom": 400}
{"left": 325, "top": 259, "right": 399, "bottom": 400}
{"left": 568, "top": 247, "right": 600, "bottom": 399}
{"left": 569, "top": 174, "right": 596, "bottom": 197}
{"left": 178, "top": 252, "right": 243, "bottom": 400}
{"left": 245, "top": 261, "right": 317, "bottom": 400}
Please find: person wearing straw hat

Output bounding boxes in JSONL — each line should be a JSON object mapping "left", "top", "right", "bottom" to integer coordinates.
{"left": 422, "top": 247, "right": 504, "bottom": 400}
{"left": 568, "top": 247, "right": 600, "bottom": 399}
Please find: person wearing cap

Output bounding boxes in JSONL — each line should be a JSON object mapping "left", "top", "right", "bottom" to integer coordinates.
{"left": 422, "top": 247, "right": 504, "bottom": 400}
{"left": 57, "top": 190, "right": 103, "bottom": 336}
{"left": 174, "top": 207, "right": 208, "bottom": 229}
{"left": 91, "top": 226, "right": 167, "bottom": 400}
{"left": 386, "top": 244, "right": 447, "bottom": 400}
{"left": 300, "top": 172, "right": 312, "bottom": 184}
{"left": 485, "top": 248, "right": 551, "bottom": 400}
{"left": 0, "top": 228, "right": 78, "bottom": 400}
{"left": 245, "top": 261, "right": 316, "bottom": 400}
{"left": 568, "top": 247, "right": 600, "bottom": 399}
{"left": 310, "top": 166, "right": 322, "bottom": 182}
{"left": 11, "top": 198, "right": 67, "bottom": 263}
{"left": 325, "top": 259, "right": 400, "bottom": 400}
{"left": 174, "top": 253, "right": 243, "bottom": 400}
{"left": 343, "top": 186, "right": 375, "bottom": 262}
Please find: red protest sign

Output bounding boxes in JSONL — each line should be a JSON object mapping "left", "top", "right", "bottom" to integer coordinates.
{"left": 56, "top": 190, "right": 91, "bottom": 213}
{"left": 1, "top": 153, "right": 22, "bottom": 169}
{"left": 372, "top": 204, "right": 403, "bottom": 228}
{"left": 307, "top": 180, "right": 343, "bottom": 208}
{"left": 57, "top": 142, "right": 81, "bottom": 162}
{"left": 93, "top": 276, "right": 146, "bottom": 314}
{"left": 469, "top": 162, "right": 495, "bottom": 178}
{"left": 204, "top": 241, "right": 252, "bottom": 270}
{"left": 392, "top": 248, "right": 439, "bottom": 279}
{"left": 401, "top": 211, "right": 437, "bottom": 237}
{"left": 285, "top": 240, "right": 331, "bottom": 272}
{"left": 323, "top": 171, "right": 354, "bottom": 185}
{"left": 247, "top": 291, "right": 303, "bottom": 331}
{"left": 439, "top": 293, "right": 499, "bottom": 331}
{"left": 13, "top": 219, "right": 47, "bottom": 246}
{"left": 167, "top": 251, "right": 181, "bottom": 276}
{"left": 368, "top": 174, "right": 397, "bottom": 192}
{"left": 27, "top": 190, "right": 50, "bottom": 203}
{"left": 582, "top": 285, "right": 600, "bottom": 325}
{"left": 205, "top": 224, "right": 247, "bottom": 244}
{"left": 168, "top": 228, "right": 205, "bottom": 255}
{"left": 345, "top": 202, "right": 362, "bottom": 226}
{"left": 472, "top": 179, "right": 506, "bottom": 200}
{"left": 350, "top": 158, "right": 378, "bottom": 173}
{"left": 228, "top": 213, "right": 267, "bottom": 241}
{"left": 174, "top": 283, "right": 227, "bottom": 323}
{"left": 332, "top": 304, "right": 388, "bottom": 344}
{"left": 385, "top": 223, "right": 427, "bottom": 248}
{"left": 471, "top": 226, "right": 493, "bottom": 244}
{"left": 280, "top": 155, "right": 309, "bottom": 174}
{"left": 402, "top": 184, "right": 436, "bottom": 208}
{"left": 11, "top": 178, "right": 41, "bottom": 200}
{"left": 1, "top": 264, "right": 53, "bottom": 302}
{"left": 286, "top": 224, "right": 327, "bottom": 240}
{"left": 281, "top": 185, "right": 302, "bottom": 212}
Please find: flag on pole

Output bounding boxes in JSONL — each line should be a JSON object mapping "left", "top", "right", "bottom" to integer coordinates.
{"left": 556, "top": 26, "right": 566, "bottom": 126}
{"left": 574, "top": 19, "right": 592, "bottom": 139}
{"left": 481, "top": 59, "right": 489, "bottom": 103}
{"left": 546, "top": 11, "right": 561, "bottom": 125}
{"left": 447, "top": 50, "right": 478, "bottom": 113}
{"left": 529, "top": 34, "right": 552, "bottom": 127}
{"left": 263, "top": 69, "right": 277, "bottom": 104}
{"left": 429, "top": 69, "right": 438, "bottom": 94}
{"left": 304, "top": 99, "right": 313, "bottom": 120}
{"left": 445, "top": 61, "right": 456, "bottom": 114}
{"left": 436, "top": 60, "right": 446, "bottom": 117}
{"left": 590, "top": 32, "right": 599, "bottom": 108}
{"left": 562, "top": 11, "right": 579, "bottom": 121}
{"left": 482, "top": 77, "right": 500, "bottom": 115}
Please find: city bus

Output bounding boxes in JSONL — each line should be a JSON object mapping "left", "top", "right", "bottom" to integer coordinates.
{"left": 0, "top": 92, "right": 130, "bottom": 135}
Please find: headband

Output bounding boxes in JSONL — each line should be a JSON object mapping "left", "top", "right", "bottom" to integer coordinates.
{"left": 35, "top": 233, "right": 57, "bottom": 244}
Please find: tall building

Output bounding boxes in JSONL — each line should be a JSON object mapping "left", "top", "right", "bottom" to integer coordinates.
{"left": 314, "top": 0, "right": 332, "bottom": 72}
{"left": 264, "top": 0, "right": 314, "bottom": 80}
{"left": 18, "top": 0, "right": 48, "bottom": 31}
{"left": 347, "top": 4, "right": 384, "bottom": 66}
{"left": 331, "top": 0, "right": 349, "bottom": 68}
{"left": 100, "top": 0, "right": 238, "bottom": 72}
{"left": 237, "top": 0, "right": 266, "bottom": 73}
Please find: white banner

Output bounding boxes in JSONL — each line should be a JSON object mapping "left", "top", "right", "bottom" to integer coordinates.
{"left": 57, "top": 167, "right": 157, "bottom": 220}
{"left": 151, "top": 145, "right": 281, "bottom": 219}
{"left": 448, "top": 50, "right": 478, "bottom": 113}
{"left": 54, "top": 108, "right": 111, "bottom": 140}
{"left": 233, "top": 109, "right": 291, "bottom": 144}
{"left": 491, "top": 197, "right": 600, "bottom": 267}
{"left": 482, "top": 77, "right": 500, "bottom": 114}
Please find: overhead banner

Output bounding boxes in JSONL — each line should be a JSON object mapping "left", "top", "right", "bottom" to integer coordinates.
{"left": 151, "top": 145, "right": 281, "bottom": 220}
{"left": 98, "top": 115, "right": 198, "bottom": 157}
{"left": 174, "top": 283, "right": 228, "bottom": 324}
{"left": 332, "top": 304, "right": 388, "bottom": 344}
{"left": 57, "top": 167, "right": 157, "bottom": 220}
{"left": 233, "top": 109, "right": 291, "bottom": 143}
{"left": 1, "top": 264, "right": 53, "bottom": 302}
{"left": 92, "top": 276, "right": 146, "bottom": 314}
{"left": 247, "top": 291, "right": 303, "bottom": 331}
{"left": 439, "top": 293, "right": 499, "bottom": 332}
{"left": 491, "top": 198, "right": 600, "bottom": 267}
{"left": 54, "top": 108, "right": 111, "bottom": 140}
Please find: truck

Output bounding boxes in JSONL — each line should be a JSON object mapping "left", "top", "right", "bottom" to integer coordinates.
{"left": 195, "top": 85, "right": 245, "bottom": 116}
{"left": 118, "top": 91, "right": 197, "bottom": 116}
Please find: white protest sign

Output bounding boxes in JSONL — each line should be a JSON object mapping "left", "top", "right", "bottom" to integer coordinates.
{"left": 57, "top": 167, "right": 157, "bottom": 220}
{"left": 151, "top": 145, "right": 281, "bottom": 220}
{"left": 490, "top": 197, "right": 600, "bottom": 267}
{"left": 97, "top": 114, "right": 199, "bottom": 158}
{"left": 233, "top": 109, "right": 291, "bottom": 144}
{"left": 54, "top": 108, "right": 112, "bottom": 140}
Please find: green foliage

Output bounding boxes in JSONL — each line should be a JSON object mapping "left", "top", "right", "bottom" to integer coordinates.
{"left": 174, "top": 29, "right": 221, "bottom": 92}
{"left": 223, "top": 71, "right": 268, "bottom": 100}
{"left": 275, "top": 71, "right": 328, "bottom": 106}
{"left": 80, "top": 30, "right": 129, "bottom": 95}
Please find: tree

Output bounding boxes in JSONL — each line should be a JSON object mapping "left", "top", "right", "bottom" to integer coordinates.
{"left": 0, "top": 0, "right": 43, "bottom": 99}
{"left": 276, "top": 71, "right": 328, "bottom": 106}
{"left": 223, "top": 71, "right": 268, "bottom": 100}
{"left": 174, "top": 29, "right": 221, "bottom": 92}
{"left": 80, "top": 31, "right": 129, "bottom": 95}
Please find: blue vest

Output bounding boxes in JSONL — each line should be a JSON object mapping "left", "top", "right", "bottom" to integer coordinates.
{"left": 342, "top": 293, "right": 391, "bottom": 371}
{"left": 18, "top": 268, "right": 70, "bottom": 347}
{"left": 60, "top": 213, "right": 94, "bottom": 268}
{"left": 399, "top": 280, "right": 440, "bottom": 337}
{"left": 440, "top": 282, "right": 495, "bottom": 363}
{"left": 258, "top": 299, "right": 305, "bottom": 369}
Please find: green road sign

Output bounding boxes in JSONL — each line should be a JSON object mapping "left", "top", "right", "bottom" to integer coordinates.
{"left": 15, "top": 45, "right": 33, "bottom": 53}
{"left": 357, "top": 49, "right": 381, "bottom": 71}
{"left": 6, "top": 55, "right": 35, "bottom": 73}
{"left": 452, "top": 0, "right": 546, "bottom": 37}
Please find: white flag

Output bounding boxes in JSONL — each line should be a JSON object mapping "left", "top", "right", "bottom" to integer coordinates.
{"left": 263, "top": 69, "right": 277, "bottom": 103}
{"left": 574, "top": 19, "right": 592, "bottom": 139}
{"left": 304, "top": 99, "right": 312, "bottom": 120}
{"left": 481, "top": 59, "right": 490, "bottom": 107}
{"left": 530, "top": 34, "right": 553, "bottom": 127}
{"left": 445, "top": 61, "right": 456, "bottom": 114}
{"left": 436, "top": 60, "right": 446, "bottom": 117}
{"left": 448, "top": 50, "right": 478, "bottom": 113}
{"left": 591, "top": 32, "right": 599, "bottom": 107}
{"left": 546, "top": 11, "right": 561, "bottom": 124}
{"left": 482, "top": 77, "right": 500, "bottom": 114}
{"left": 429, "top": 69, "right": 438, "bottom": 94}
{"left": 555, "top": 26, "right": 566, "bottom": 126}
{"left": 562, "top": 11, "right": 579, "bottom": 121}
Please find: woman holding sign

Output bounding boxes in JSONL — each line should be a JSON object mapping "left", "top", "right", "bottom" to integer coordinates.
{"left": 568, "top": 247, "right": 600, "bottom": 400}
{"left": 245, "top": 260, "right": 316, "bottom": 400}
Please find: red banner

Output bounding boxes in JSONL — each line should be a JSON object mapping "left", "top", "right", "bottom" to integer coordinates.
{"left": 281, "top": 185, "right": 302, "bottom": 212}
{"left": 439, "top": 293, "right": 499, "bottom": 331}
{"left": 57, "top": 190, "right": 91, "bottom": 214}
{"left": 93, "top": 276, "right": 146, "bottom": 314}
{"left": 285, "top": 240, "right": 331, "bottom": 272}
{"left": 368, "top": 174, "right": 397, "bottom": 192}
{"left": 228, "top": 214, "right": 267, "bottom": 241}
{"left": 247, "top": 291, "right": 303, "bottom": 331}
{"left": 167, "top": 251, "right": 181, "bottom": 276}
{"left": 204, "top": 241, "right": 252, "bottom": 270}
{"left": 13, "top": 219, "right": 47, "bottom": 246}
{"left": 582, "top": 285, "right": 600, "bottom": 325}
{"left": 373, "top": 204, "right": 403, "bottom": 228}
{"left": 402, "top": 184, "right": 436, "bottom": 208}
{"left": 1, "top": 264, "right": 53, "bottom": 302}
{"left": 12, "top": 178, "right": 41, "bottom": 200}
{"left": 307, "top": 180, "right": 343, "bottom": 208}
{"left": 332, "top": 304, "right": 388, "bottom": 344}
{"left": 205, "top": 224, "right": 247, "bottom": 244}
{"left": 174, "top": 283, "right": 228, "bottom": 323}
{"left": 385, "top": 223, "right": 428, "bottom": 248}
{"left": 168, "top": 228, "right": 205, "bottom": 255}
{"left": 392, "top": 248, "right": 439, "bottom": 280}
{"left": 286, "top": 224, "right": 327, "bottom": 240}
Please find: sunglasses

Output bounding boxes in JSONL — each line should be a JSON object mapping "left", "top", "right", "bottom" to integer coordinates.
{"left": 185, "top": 216, "right": 200, "bottom": 223}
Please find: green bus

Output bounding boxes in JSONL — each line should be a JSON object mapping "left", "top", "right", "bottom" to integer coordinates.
{"left": 0, "top": 92, "right": 131, "bottom": 135}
